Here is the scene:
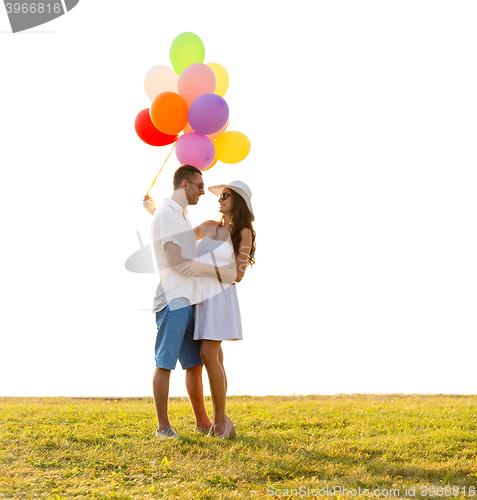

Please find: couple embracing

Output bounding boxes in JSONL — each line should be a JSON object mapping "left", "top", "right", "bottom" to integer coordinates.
{"left": 144, "top": 165, "right": 256, "bottom": 440}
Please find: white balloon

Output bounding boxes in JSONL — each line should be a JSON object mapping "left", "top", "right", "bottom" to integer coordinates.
{"left": 144, "top": 65, "right": 178, "bottom": 101}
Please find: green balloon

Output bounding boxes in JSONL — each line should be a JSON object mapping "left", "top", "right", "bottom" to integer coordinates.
{"left": 169, "top": 32, "right": 205, "bottom": 76}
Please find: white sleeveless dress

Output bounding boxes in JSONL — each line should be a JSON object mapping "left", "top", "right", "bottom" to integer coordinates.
{"left": 194, "top": 237, "right": 243, "bottom": 341}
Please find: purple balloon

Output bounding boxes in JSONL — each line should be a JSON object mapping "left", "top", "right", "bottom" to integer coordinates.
{"left": 175, "top": 132, "right": 215, "bottom": 170}
{"left": 188, "top": 93, "right": 229, "bottom": 136}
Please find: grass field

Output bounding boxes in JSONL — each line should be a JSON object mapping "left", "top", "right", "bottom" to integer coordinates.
{"left": 1, "top": 395, "right": 476, "bottom": 499}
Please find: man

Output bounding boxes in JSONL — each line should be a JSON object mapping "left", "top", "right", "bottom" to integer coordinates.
{"left": 150, "top": 164, "right": 212, "bottom": 439}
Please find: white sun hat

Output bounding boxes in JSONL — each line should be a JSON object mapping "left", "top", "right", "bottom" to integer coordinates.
{"left": 208, "top": 180, "right": 254, "bottom": 219}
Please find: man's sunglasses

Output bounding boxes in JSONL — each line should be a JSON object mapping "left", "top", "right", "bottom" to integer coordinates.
{"left": 219, "top": 192, "right": 232, "bottom": 201}
{"left": 188, "top": 181, "right": 205, "bottom": 191}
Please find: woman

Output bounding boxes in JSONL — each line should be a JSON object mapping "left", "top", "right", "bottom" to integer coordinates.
{"left": 180, "top": 181, "right": 256, "bottom": 439}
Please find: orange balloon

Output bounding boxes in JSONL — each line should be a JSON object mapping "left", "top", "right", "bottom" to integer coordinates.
{"left": 150, "top": 92, "right": 188, "bottom": 135}
{"left": 201, "top": 158, "right": 218, "bottom": 171}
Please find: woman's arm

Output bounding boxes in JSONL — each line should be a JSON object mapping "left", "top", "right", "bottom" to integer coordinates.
{"left": 234, "top": 228, "right": 252, "bottom": 283}
{"left": 193, "top": 220, "right": 218, "bottom": 240}
{"left": 180, "top": 260, "right": 237, "bottom": 283}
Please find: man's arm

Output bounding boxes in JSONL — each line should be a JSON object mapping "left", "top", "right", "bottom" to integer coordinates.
{"left": 152, "top": 207, "right": 194, "bottom": 272}
{"left": 161, "top": 241, "right": 192, "bottom": 273}
{"left": 143, "top": 194, "right": 157, "bottom": 215}
{"left": 180, "top": 228, "right": 252, "bottom": 283}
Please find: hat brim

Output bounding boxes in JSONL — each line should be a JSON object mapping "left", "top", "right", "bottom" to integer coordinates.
{"left": 208, "top": 184, "right": 228, "bottom": 196}
{"left": 208, "top": 184, "right": 254, "bottom": 220}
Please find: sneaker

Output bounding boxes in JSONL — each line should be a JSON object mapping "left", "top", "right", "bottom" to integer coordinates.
{"left": 156, "top": 427, "right": 180, "bottom": 440}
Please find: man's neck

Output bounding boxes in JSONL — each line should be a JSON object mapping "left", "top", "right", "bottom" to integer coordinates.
{"left": 170, "top": 189, "right": 188, "bottom": 210}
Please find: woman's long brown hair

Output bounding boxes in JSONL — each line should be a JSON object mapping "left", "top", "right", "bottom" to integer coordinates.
{"left": 218, "top": 191, "right": 256, "bottom": 267}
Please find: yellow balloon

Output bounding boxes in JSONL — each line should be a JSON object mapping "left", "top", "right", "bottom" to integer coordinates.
{"left": 214, "top": 131, "right": 250, "bottom": 164}
{"left": 206, "top": 62, "right": 229, "bottom": 97}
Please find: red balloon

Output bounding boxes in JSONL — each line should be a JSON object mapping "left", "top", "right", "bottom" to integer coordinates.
{"left": 134, "top": 108, "right": 178, "bottom": 147}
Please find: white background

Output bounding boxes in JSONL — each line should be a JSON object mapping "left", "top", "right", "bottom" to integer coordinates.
{"left": 1, "top": 1, "right": 476, "bottom": 397}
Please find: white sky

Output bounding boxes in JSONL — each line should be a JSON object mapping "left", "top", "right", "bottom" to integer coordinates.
{"left": 1, "top": 1, "right": 476, "bottom": 398}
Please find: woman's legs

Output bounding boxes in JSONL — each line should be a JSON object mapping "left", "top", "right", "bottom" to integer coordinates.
{"left": 218, "top": 345, "right": 227, "bottom": 393}
{"left": 200, "top": 340, "right": 227, "bottom": 436}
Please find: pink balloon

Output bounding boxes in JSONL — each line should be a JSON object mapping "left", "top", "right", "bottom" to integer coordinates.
{"left": 175, "top": 132, "right": 215, "bottom": 170}
{"left": 178, "top": 63, "right": 216, "bottom": 106}
{"left": 188, "top": 93, "right": 229, "bottom": 135}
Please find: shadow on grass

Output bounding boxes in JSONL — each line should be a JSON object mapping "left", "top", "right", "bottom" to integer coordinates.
{"left": 225, "top": 432, "right": 477, "bottom": 486}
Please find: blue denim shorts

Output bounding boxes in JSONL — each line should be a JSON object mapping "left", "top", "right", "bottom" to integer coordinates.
{"left": 154, "top": 298, "right": 203, "bottom": 370}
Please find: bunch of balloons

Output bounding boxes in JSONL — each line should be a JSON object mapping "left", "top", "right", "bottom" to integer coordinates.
{"left": 134, "top": 32, "right": 251, "bottom": 171}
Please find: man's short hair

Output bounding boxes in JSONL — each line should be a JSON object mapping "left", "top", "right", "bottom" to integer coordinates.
{"left": 173, "top": 165, "right": 202, "bottom": 189}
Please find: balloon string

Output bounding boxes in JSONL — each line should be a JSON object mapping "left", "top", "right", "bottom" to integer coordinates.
{"left": 146, "top": 143, "right": 176, "bottom": 195}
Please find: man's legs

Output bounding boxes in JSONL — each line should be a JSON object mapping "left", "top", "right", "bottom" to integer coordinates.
{"left": 185, "top": 365, "right": 212, "bottom": 429}
{"left": 154, "top": 299, "right": 196, "bottom": 434}
{"left": 153, "top": 367, "right": 172, "bottom": 431}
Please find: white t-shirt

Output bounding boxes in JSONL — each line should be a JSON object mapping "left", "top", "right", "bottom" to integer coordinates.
{"left": 150, "top": 198, "right": 202, "bottom": 313}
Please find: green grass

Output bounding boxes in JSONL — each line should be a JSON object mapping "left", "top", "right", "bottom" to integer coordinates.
{"left": 1, "top": 395, "right": 476, "bottom": 499}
